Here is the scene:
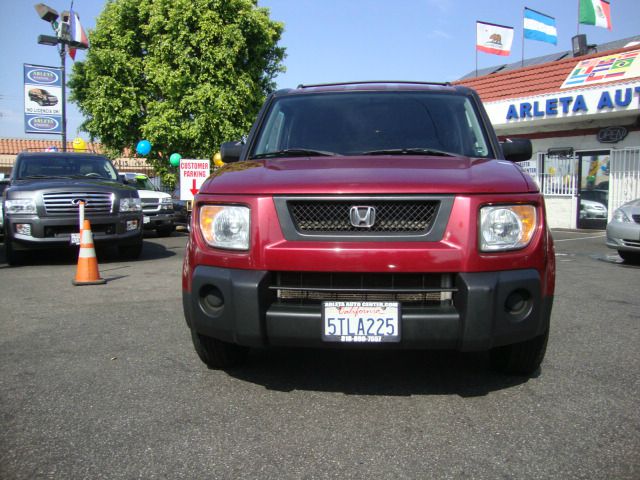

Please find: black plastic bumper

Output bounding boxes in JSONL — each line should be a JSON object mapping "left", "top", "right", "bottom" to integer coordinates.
{"left": 6, "top": 214, "right": 143, "bottom": 250}
{"left": 183, "top": 266, "right": 553, "bottom": 351}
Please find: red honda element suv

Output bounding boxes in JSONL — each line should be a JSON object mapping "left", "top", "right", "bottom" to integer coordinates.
{"left": 182, "top": 82, "right": 555, "bottom": 375}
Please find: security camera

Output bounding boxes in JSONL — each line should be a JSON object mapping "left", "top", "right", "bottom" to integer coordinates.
{"left": 34, "top": 3, "right": 59, "bottom": 23}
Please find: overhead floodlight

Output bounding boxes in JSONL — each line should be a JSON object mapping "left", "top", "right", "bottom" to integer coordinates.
{"left": 37, "top": 34, "right": 60, "bottom": 46}
{"left": 34, "top": 3, "right": 59, "bottom": 23}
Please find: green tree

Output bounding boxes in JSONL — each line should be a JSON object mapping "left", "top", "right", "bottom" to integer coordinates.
{"left": 69, "top": 0, "right": 285, "bottom": 187}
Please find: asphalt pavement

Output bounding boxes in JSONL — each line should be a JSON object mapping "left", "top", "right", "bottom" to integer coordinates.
{"left": 0, "top": 229, "right": 638, "bottom": 479}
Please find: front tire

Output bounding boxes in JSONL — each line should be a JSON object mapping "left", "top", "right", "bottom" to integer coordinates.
{"left": 156, "top": 225, "right": 175, "bottom": 237}
{"left": 118, "top": 241, "right": 143, "bottom": 260}
{"left": 490, "top": 329, "right": 549, "bottom": 375}
{"left": 190, "top": 330, "right": 249, "bottom": 369}
{"left": 618, "top": 250, "right": 640, "bottom": 264}
{"left": 4, "top": 239, "right": 27, "bottom": 266}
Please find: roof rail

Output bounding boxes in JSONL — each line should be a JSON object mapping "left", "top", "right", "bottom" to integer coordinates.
{"left": 296, "top": 80, "right": 452, "bottom": 88}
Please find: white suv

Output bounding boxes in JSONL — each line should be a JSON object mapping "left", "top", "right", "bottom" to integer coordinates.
{"left": 120, "top": 173, "right": 175, "bottom": 237}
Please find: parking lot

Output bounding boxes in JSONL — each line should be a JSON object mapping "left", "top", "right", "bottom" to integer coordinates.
{"left": 1, "top": 230, "right": 638, "bottom": 479}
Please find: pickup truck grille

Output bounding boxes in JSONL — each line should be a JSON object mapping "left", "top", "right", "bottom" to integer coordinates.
{"left": 287, "top": 199, "right": 439, "bottom": 233}
{"left": 141, "top": 197, "right": 160, "bottom": 213}
{"left": 43, "top": 192, "right": 114, "bottom": 215}
{"left": 271, "top": 272, "right": 455, "bottom": 306}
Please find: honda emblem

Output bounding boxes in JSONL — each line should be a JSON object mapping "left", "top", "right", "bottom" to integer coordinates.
{"left": 349, "top": 206, "right": 376, "bottom": 228}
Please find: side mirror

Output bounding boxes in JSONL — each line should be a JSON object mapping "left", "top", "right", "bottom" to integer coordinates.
{"left": 220, "top": 141, "right": 243, "bottom": 163}
{"left": 501, "top": 138, "right": 532, "bottom": 162}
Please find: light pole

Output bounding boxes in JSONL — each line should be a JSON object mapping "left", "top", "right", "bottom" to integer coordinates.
{"left": 34, "top": 3, "right": 87, "bottom": 151}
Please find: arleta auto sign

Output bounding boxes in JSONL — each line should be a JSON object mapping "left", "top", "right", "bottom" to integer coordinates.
{"left": 484, "top": 82, "right": 640, "bottom": 128}
{"left": 504, "top": 86, "right": 640, "bottom": 120}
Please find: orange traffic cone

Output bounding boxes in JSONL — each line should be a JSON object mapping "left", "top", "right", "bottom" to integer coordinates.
{"left": 72, "top": 219, "right": 106, "bottom": 286}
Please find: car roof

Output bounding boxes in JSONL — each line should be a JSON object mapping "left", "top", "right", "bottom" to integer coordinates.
{"left": 273, "top": 81, "right": 472, "bottom": 97}
{"left": 16, "top": 151, "right": 108, "bottom": 159}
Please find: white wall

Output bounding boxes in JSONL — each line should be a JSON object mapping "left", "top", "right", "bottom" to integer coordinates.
{"left": 544, "top": 196, "right": 576, "bottom": 229}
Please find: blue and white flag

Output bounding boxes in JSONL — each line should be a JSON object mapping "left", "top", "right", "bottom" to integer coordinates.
{"left": 524, "top": 7, "right": 557, "bottom": 45}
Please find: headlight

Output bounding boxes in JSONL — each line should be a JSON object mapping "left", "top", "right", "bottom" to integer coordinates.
{"left": 160, "top": 197, "right": 173, "bottom": 210}
{"left": 199, "top": 205, "right": 250, "bottom": 250}
{"left": 120, "top": 197, "right": 142, "bottom": 212}
{"left": 480, "top": 205, "right": 537, "bottom": 252}
{"left": 612, "top": 208, "right": 631, "bottom": 222}
{"left": 5, "top": 199, "right": 37, "bottom": 214}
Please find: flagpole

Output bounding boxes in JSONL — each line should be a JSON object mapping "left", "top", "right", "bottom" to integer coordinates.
{"left": 521, "top": 7, "right": 525, "bottom": 67}
{"left": 577, "top": 0, "right": 580, "bottom": 35}
{"left": 475, "top": 46, "right": 478, "bottom": 77}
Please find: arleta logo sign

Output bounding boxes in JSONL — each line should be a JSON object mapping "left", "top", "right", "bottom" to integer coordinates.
{"left": 505, "top": 86, "right": 640, "bottom": 120}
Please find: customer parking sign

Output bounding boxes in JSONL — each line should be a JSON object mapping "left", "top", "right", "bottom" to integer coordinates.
{"left": 179, "top": 159, "right": 210, "bottom": 201}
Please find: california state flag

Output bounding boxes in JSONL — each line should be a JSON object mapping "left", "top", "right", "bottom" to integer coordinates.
{"left": 579, "top": 0, "right": 612, "bottom": 30}
{"left": 476, "top": 21, "right": 514, "bottom": 56}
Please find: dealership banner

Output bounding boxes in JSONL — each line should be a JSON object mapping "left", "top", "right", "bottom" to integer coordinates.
{"left": 24, "top": 64, "right": 63, "bottom": 134}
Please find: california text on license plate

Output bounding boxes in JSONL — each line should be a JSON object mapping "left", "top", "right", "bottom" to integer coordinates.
{"left": 322, "top": 301, "right": 400, "bottom": 343}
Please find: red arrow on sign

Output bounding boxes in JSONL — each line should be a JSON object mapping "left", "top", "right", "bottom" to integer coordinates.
{"left": 190, "top": 179, "right": 199, "bottom": 196}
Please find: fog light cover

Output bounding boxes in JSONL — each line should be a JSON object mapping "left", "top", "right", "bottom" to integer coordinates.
{"left": 16, "top": 223, "right": 32, "bottom": 236}
{"left": 480, "top": 205, "right": 536, "bottom": 252}
{"left": 126, "top": 220, "right": 140, "bottom": 231}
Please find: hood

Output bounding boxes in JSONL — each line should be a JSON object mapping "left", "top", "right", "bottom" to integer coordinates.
{"left": 199, "top": 156, "right": 536, "bottom": 196}
{"left": 135, "top": 189, "right": 171, "bottom": 199}
{"left": 8, "top": 177, "right": 135, "bottom": 193}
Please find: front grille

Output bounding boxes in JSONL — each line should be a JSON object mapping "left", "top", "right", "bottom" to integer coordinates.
{"left": 43, "top": 192, "right": 114, "bottom": 215}
{"left": 141, "top": 197, "right": 160, "bottom": 213}
{"left": 271, "top": 272, "right": 455, "bottom": 306}
{"left": 288, "top": 199, "right": 439, "bottom": 233}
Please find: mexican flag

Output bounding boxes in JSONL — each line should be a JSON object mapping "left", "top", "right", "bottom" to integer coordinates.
{"left": 579, "top": 0, "right": 612, "bottom": 30}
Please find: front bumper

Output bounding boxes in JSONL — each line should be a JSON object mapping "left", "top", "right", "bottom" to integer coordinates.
{"left": 183, "top": 266, "right": 553, "bottom": 351}
{"left": 6, "top": 214, "right": 143, "bottom": 250}
{"left": 606, "top": 222, "right": 640, "bottom": 252}
{"left": 142, "top": 212, "right": 175, "bottom": 229}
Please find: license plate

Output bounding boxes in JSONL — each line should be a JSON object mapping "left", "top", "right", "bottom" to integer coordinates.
{"left": 143, "top": 216, "right": 150, "bottom": 224}
{"left": 322, "top": 301, "right": 400, "bottom": 343}
{"left": 70, "top": 233, "right": 81, "bottom": 245}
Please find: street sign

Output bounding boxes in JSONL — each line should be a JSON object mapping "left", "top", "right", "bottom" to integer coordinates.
{"left": 24, "top": 64, "right": 63, "bottom": 134}
{"left": 179, "top": 158, "right": 210, "bottom": 201}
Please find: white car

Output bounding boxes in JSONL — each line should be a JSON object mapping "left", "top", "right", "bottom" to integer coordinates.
{"left": 579, "top": 199, "right": 607, "bottom": 219}
{"left": 606, "top": 198, "right": 640, "bottom": 264}
{"left": 120, "top": 173, "right": 175, "bottom": 237}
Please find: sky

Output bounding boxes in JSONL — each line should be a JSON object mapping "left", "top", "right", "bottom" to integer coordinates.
{"left": 1, "top": 0, "right": 638, "bottom": 142}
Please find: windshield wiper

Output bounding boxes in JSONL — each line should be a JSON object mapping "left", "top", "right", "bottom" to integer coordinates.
{"left": 21, "top": 175, "right": 72, "bottom": 179}
{"left": 361, "top": 148, "right": 456, "bottom": 157}
{"left": 252, "top": 148, "right": 340, "bottom": 159}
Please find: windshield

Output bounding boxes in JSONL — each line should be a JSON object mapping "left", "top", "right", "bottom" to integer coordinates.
{"left": 130, "top": 177, "right": 157, "bottom": 191}
{"left": 15, "top": 155, "right": 119, "bottom": 181}
{"left": 250, "top": 91, "right": 492, "bottom": 158}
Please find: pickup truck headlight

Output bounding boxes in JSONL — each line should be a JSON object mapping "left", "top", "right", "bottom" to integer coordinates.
{"left": 120, "top": 197, "right": 142, "bottom": 212}
{"left": 199, "top": 205, "right": 250, "bottom": 250}
{"left": 480, "top": 205, "right": 537, "bottom": 252}
{"left": 5, "top": 199, "right": 37, "bottom": 214}
{"left": 160, "top": 197, "right": 173, "bottom": 210}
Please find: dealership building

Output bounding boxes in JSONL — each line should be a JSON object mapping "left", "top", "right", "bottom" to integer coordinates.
{"left": 458, "top": 35, "right": 640, "bottom": 229}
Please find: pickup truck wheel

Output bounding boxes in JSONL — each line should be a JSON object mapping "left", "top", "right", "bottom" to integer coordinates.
{"left": 490, "top": 329, "right": 549, "bottom": 376}
{"left": 156, "top": 225, "right": 174, "bottom": 237}
{"left": 118, "top": 242, "right": 143, "bottom": 260}
{"left": 190, "top": 329, "right": 249, "bottom": 369}
{"left": 5, "top": 239, "right": 27, "bottom": 266}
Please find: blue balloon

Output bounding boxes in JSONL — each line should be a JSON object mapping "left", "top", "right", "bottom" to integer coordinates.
{"left": 136, "top": 140, "right": 151, "bottom": 156}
